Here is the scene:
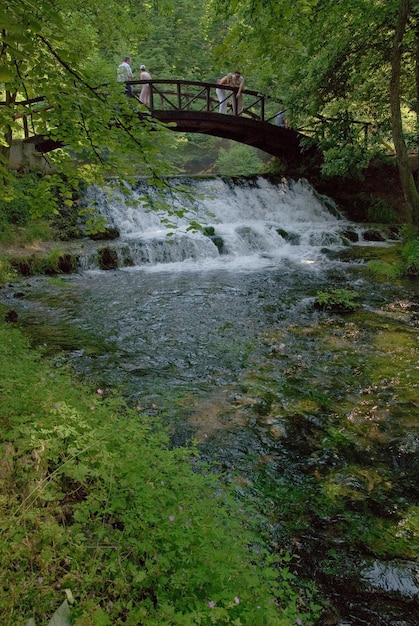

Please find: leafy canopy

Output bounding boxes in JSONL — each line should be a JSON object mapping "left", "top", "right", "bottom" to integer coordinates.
{"left": 0, "top": 0, "right": 178, "bottom": 210}
{"left": 213, "top": 1, "right": 416, "bottom": 172}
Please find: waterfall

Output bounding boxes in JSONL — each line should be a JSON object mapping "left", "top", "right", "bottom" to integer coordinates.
{"left": 80, "top": 176, "right": 387, "bottom": 271}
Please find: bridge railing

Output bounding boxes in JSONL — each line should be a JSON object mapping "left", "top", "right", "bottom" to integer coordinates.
{"left": 0, "top": 96, "right": 53, "bottom": 139}
{"left": 129, "top": 79, "right": 278, "bottom": 123}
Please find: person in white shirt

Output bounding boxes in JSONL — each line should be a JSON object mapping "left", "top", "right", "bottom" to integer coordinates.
{"left": 117, "top": 56, "right": 134, "bottom": 97}
{"left": 276, "top": 109, "right": 289, "bottom": 128}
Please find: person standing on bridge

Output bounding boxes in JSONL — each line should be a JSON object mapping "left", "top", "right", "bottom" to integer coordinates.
{"left": 216, "top": 78, "right": 228, "bottom": 114}
{"left": 117, "top": 56, "right": 134, "bottom": 97}
{"left": 139, "top": 64, "right": 152, "bottom": 107}
{"left": 219, "top": 71, "right": 245, "bottom": 115}
{"left": 276, "top": 109, "right": 289, "bottom": 128}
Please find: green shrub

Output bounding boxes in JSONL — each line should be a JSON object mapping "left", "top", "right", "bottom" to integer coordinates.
{"left": 368, "top": 260, "right": 402, "bottom": 280}
{"left": 0, "top": 219, "right": 53, "bottom": 245}
{"left": 314, "top": 288, "right": 361, "bottom": 313}
{"left": 10, "top": 247, "right": 65, "bottom": 276}
{"left": 321, "top": 144, "right": 370, "bottom": 179}
{"left": 0, "top": 172, "right": 81, "bottom": 245}
{"left": 0, "top": 177, "right": 34, "bottom": 227}
{"left": 22, "top": 220, "right": 53, "bottom": 243}
{"left": 401, "top": 237, "right": 419, "bottom": 277}
{"left": 214, "top": 144, "right": 264, "bottom": 176}
{"left": 0, "top": 256, "right": 16, "bottom": 285}
{"left": 366, "top": 196, "right": 396, "bottom": 224}
{"left": 367, "top": 228, "right": 419, "bottom": 280}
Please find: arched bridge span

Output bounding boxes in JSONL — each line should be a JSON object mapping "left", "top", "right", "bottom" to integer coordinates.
{"left": 6, "top": 80, "right": 308, "bottom": 162}
{"left": 132, "top": 79, "right": 303, "bottom": 159}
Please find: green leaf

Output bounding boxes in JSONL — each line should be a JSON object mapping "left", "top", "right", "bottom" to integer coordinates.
{"left": 47, "top": 600, "right": 71, "bottom": 626}
{"left": 0, "top": 66, "right": 13, "bottom": 82}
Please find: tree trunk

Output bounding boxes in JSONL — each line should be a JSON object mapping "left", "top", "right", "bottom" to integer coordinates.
{"left": 390, "top": 0, "right": 419, "bottom": 224}
{"left": 0, "top": 89, "right": 15, "bottom": 183}
{"left": 414, "top": 8, "right": 419, "bottom": 188}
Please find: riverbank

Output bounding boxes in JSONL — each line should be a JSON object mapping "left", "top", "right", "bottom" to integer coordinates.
{"left": 0, "top": 315, "right": 315, "bottom": 625}
{"left": 314, "top": 158, "right": 410, "bottom": 223}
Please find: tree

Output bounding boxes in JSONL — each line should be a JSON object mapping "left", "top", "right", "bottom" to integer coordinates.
{"left": 212, "top": 0, "right": 419, "bottom": 224}
{"left": 0, "top": 0, "right": 173, "bottom": 215}
{"left": 390, "top": 0, "right": 419, "bottom": 223}
{"left": 214, "top": 142, "right": 264, "bottom": 175}
{"left": 136, "top": 0, "right": 217, "bottom": 79}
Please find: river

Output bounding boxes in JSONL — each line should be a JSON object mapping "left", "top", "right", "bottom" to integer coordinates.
{"left": 2, "top": 176, "right": 418, "bottom": 625}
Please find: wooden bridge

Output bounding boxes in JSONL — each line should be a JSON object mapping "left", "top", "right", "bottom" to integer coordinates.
{"left": 130, "top": 80, "right": 303, "bottom": 160}
{"left": 4, "top": 80, "right": 308, "bottom": 162}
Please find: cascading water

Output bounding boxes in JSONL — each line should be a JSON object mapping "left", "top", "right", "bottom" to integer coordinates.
{"left": 2, "top": 176, "right": 417, "bottom": 626}
{"left": 80, "top": 176, "right": 377, "bottom": 271}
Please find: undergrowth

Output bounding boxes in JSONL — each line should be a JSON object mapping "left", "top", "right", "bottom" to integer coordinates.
{"left": 314, "top": 288, "right": 360, "bottom": 313}
{"left": 368, "top": 232, "right": 419, "bottom": 279}
{"left": 0, "top": 316, "right": 318, "bottom": 625}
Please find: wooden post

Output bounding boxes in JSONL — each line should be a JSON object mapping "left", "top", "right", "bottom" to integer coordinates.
{"left": 206, "top": 86, "right": 211, "bottom": 112}
{"left": 150, "top": 84, "right": 154, "bottom": 111}
{"left": 177, "top": 82, "right": 181, "bottom": 110}
{"left": 23, "top": 114, "right": 29, "bottom": 138}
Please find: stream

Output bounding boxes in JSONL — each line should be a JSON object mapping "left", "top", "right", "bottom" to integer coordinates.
{"left": 2, "top": 177, "right": 418, "bottom": 625}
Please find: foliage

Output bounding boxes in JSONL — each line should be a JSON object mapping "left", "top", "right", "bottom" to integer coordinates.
{"left": 400, "top": 236, "right": 419, "bottom": 276}
{"left": 0, "top": 171, "right": 111, "bottom": 248}
{"left": 0, "top": 256, "right": 16, "bottom": 283}
{"left": 163, "top": 135, "right": 226, "bottom": 175}
{"left": 9, "top": 246, "right": 70, "bottom": 276}
{"left": 368, "top": 229, "right": 419, "bottom": 278}
{"left": 0, "top": 172, "right": 77, "bottom": 221}
{"left": 214, "top": 144, "right": 264, "bottom": 176}
{"left": 27, "top": 593, "right": 74, "bottom": 626}
{"left": 0, "top": 216, "right": 53, "bottom": 245}
{"left": 0, "top": 0, "right": 179, "bottom": 216}
{"left": 212, "top": 0, "right": 419, "bottom": 220}
{"left": 314, "top": 288, "right": 361, "bottom": 313}
{"left": 368, "top": 259, "right": 402, "bottom": 280}
{"left": 366, "top": 196, "right": 397, "bottom": 224}
{"left": 0, "top": 319, "right": 317, "bottom": 625}
{"left": 320, "top": 144, "right": 371, "bottom": 180}
{"left": 134, "top": 0, "right": 217, "bottom": 80}
{"left": 3, "top": 0, "right": 419, "bottom": 218}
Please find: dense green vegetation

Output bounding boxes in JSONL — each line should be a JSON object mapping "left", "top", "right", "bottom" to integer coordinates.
{"left": 0, "top": 316, "right": 324, "bottom": 625}
{"left": 314, "top": 288, "right": 361, "bottom": 313}
{"left": 215, "top": 0, "right": 419, "bottom": 223}
{"left": 2, "top": 1, "right": 419, "bottom": 225}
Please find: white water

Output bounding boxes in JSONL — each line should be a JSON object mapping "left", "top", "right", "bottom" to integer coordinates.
{"left": 362, "top": 560, "right": 419, "bottom": 598}
{"left": 83, "top": 177, "right": 363, "bottom": 272}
